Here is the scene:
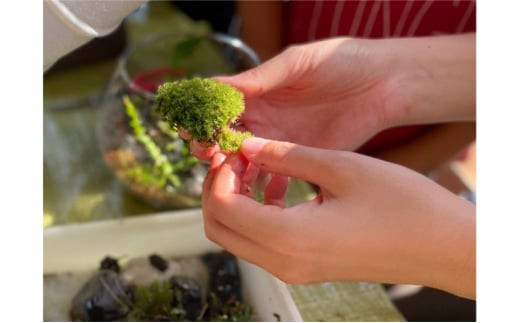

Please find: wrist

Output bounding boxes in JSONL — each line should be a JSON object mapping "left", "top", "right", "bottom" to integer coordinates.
{"left": 350, "top": 173, "right": 476, "bottom": 298}
{"left": 406, "top": 194, "right": 476, "bottom": 299}
{"left": 378, "top": 34, "right": 476, "bottom": 127}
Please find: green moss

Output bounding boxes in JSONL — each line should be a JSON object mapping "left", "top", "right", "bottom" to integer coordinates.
{"left": 205, "top": 292, "right": 253, "bottom": 321}
{"left": 126, "top": 281, "right": 252, "bottom": 322}
{"left": 127, "top": 280, "right": 175, "bottom": 321}
{"left": 156, "top": 78, "right": 252, "bottom": 152}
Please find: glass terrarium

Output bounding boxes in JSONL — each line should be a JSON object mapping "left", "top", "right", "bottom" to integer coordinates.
{"left": 98, "top": 33, "right": 260, "bottom": 209}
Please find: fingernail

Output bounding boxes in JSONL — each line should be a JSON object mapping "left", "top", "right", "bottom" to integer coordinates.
{"left": 241, "top": 137, "right": 269, "bottom": 159}
{"left": 210, "top": 153, "right": 226, "bottom": 171}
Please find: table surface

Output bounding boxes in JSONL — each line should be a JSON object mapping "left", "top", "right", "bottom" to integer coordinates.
{"left": 43, "top": 2, "right": 404, "bottom": 321}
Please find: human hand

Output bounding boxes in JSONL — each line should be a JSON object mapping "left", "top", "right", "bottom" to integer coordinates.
{"left": 188, "top": 34, "right": 475, "bottom": 160}
{"left": 188, "top": 37, "right": 396, "bottom": 158}
{"left": 202, "top": 137, "right": 475, "bottom": 299}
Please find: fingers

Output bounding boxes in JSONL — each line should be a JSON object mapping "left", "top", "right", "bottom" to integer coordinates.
{"left": 236, "top": 162, "right": 288, "bottom": 205}
{"left": 240, "top": 162, "right": 260, "bottom": 198}
{"left": 240, "top": 137, "right": 342, "bottom": 191}
{"left": 210, "top": 154, "right": 248, "bottom": 196}
{"left": 178, "top": 129, "right": 191, "bottom": 140}
{"left": 201, "top": 157, "right": 285, "bottom": 270}
{"left": 189, "top": 140, "right": 223, "bottom": 161}
{"left": 203, "top": 215, "right": 284, "bottom": 274}
{"left": 264, "top": 174, "right": 289, "bottom": 207}
{"left": 202, "top": 138, "right": 339, "bottom": 252}
{"left": 213, "top": 46, "right": 303, "bottom": 98}
{"left": 202, "top": 152, "right": 227, "bottom": 208}
{"left": 178, "top": 127, "right": 225, "bottom": 161}
{"left": 205, "top": 154, "right": 294, "bottom": 247}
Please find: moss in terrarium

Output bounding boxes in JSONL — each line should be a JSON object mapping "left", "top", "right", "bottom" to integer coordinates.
{"left": 122, "top": 95, "right": 198, "bottom": 189}
{"left": 204, "top": 292, "right": 253, "bottom": 322}
{"left": 156, "top": 78, "right": 252, "bottom": 152}
{"left": 127, "top": 280, "right": 175, "bottom": 321}
{"left": 126, "top": 281, "right": 252, "bottom": 322}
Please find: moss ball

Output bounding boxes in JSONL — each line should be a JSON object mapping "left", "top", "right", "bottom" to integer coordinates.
{"left": 156, "top": 78, "right": 251, "bottom": 152}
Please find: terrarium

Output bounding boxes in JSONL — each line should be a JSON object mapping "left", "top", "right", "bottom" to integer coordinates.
{"left": 98, "top": 33, "right": 260, "bottom": 209}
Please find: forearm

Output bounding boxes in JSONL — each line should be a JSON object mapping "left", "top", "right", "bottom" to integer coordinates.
{"left": 381, "top": 33, "right": 476, "bottom": 126}
{"left": 425, "top": 197, "right": 475, "bottom": 299}
{"left": 372, "top": 122, "right": 476, "bottom": 175}
{"left": 402, "top": 191, "right": 476, "bottom": 299}
{"left": 352, "top": 173, "right": 476, "bottom": 299}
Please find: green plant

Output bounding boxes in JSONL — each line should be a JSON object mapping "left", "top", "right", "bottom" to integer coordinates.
{"left": 127, "top": 280, "right": 175, "bottom": 321}
{"left": 122, "top": 95, "right": 198, "bottom": 188}
{"left": 204, "top": 292, "right": 253, "bottom": 322}
{"left": 126, "top": 281, "right": 252, "bottom": 322}
{"left": 155, "top": 78, "right": 252, "bottom": 152}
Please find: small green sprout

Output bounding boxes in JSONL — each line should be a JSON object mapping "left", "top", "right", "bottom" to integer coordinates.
{"left": 155, "top": 78, "right": 252, "bottom": 152}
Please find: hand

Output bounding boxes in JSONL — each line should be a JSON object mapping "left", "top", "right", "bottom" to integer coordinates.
{"left": 189, "top": 33, "right": 475, "bottom": 160}
{"left": 202, "top": 137, "right": 475, "bottom": 299}
{"left": 190, "top": 37, "right": 396, "bottom": 158}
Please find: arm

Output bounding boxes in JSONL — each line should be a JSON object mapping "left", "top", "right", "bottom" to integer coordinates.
{"left": 203, "top": 138, "right": 476, "bottom": 299}
{"left": 187, "top": 34, "right": 475, "bottom": 163}
{"left": 372, "top": 122, "right": 476, "bottom": 175}
{"left": 380, "top": 33, "right": 476, "bottom": 126}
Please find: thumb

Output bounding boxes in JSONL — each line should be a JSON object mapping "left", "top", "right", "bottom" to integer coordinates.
{"left": 240, "top": 137, "right": 342, "bottom": 190}
{"left": 213, "top": 48, "right": 301, "bottom": 98}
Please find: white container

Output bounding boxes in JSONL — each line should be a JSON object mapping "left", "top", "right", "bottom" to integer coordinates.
{"left": 44, "top": 209, "right": 303, "bottom": 322}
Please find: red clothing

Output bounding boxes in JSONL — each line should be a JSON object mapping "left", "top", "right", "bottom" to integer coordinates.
{"left": 284, "top": 0, "right": 476, "bottom": 153}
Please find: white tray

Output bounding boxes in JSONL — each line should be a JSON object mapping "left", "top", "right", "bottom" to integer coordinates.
{"left": 44, "top": 209, "right": 302, "bottom": 322}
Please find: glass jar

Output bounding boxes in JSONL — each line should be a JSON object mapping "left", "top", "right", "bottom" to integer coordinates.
{"left": 98, "top": 33, "right": 260, "bottom": 209}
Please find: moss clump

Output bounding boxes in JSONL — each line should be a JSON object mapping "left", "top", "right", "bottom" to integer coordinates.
{"left": 155, "top": 78, "right": 252, "bottom": 152}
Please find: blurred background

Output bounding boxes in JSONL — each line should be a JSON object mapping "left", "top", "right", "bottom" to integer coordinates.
{"left": 43, "top": 1, "right": 476, "bottom": 321}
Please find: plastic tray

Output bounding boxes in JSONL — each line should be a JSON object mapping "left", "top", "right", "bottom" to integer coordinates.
{"left": 43, "top": 209, "right": 302, "bottom": 321}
